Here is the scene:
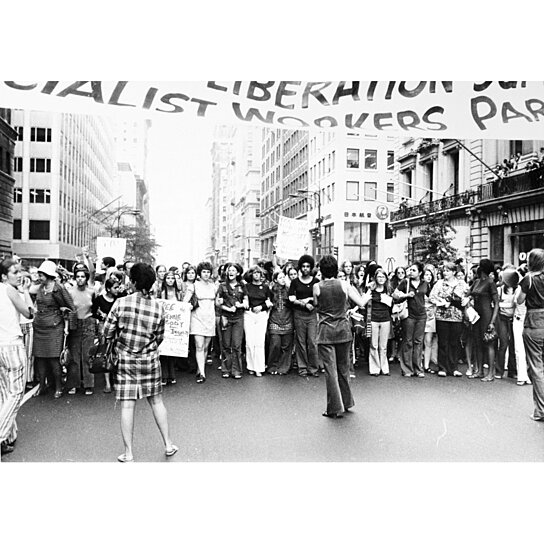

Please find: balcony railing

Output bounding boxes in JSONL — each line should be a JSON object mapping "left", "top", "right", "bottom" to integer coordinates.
{"left": 479, "top": 166, "right": 544, "bottom": 202}
{"left": 390, "top": 188, "right": 480, "bottom": 222}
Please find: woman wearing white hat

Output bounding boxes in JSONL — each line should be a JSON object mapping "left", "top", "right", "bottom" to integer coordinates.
{"left": 32, "top": 260, "right": 76, "bottom": 399}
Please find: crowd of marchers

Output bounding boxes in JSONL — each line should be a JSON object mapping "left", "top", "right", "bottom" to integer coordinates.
{"left": 2, "top": 246, "right": 544, "bottom": 460}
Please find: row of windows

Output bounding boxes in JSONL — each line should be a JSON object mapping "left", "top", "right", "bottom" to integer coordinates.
{"left": 13, "top": 157, "right": 52, "bottom": 173}
{"left": 346, "top": 148, "right": 395, "bottom": 170}
{"left": 14, "top": 126, "right": 52, "bottom": 142}
{"left": 310, "top": 151, "right": 336, "bottom": 182}
{"left": 12, "top": 219, "right": 50, "bottom": 240}
{"left": 13, "top": 188, "right": 51, "bottom": 203}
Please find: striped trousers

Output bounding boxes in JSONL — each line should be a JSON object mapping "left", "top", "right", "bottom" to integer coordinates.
{"left": 0, "top": 341, "right": 27, "bottom": 444}
{"left": 20, "top": 322, "right": 34, "bottom": 384}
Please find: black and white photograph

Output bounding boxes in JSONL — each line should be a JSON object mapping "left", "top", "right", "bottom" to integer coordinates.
{"left": 1, "top": 3, "right": 543, "bottom": 543}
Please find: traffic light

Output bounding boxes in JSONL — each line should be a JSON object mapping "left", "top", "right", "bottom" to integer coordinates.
{"left": 333, "top": 246, "right": 339, "bottom": 257}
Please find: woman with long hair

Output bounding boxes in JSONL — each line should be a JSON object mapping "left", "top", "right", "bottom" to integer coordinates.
{"left": 181, "top": 264, "right": 198, "bottom": 374}
{"left": 361, "top": 268, "right": 393, "bottom": 376}
{"left": 190, "top": 262, "right": 217, "bottom": 384}
{"left": 243, "top": 265, "right": 273, "bottom": 377}
{"left": 517, "top": 248, "right": 544, "bottom": 421}
{"left": 423, "top": 267, "right": 438, "bottom": 373}
{"left": 469, "top": 258, "right": 499, "bottom": 381}
{"left": 430, "top": 262, "right": 466, "bottom": 378}
{"left": 103, "top": 263, "right": 177, "bottom": 462}
{"left": 389, "top": 265, "right": 407, "bottom": 364}
{"left": 157, "top": 270, "right": 184, "bottom": 386}
{"left": 152, "top": 265, "right": 167, "bottom": 298}
{"left": 495, "top": 266, "right": 518, "bottom": 380}
{"left": 92, "top": 276, "right": 121, "bottom": 393}
{"left": 216, "top": 263, "right": 246, "bottom": 379}
{"left": 267, "top": 270, "right": 294, "bottom": 375}
{"left": 340, "top": 260, "right": 355, "bottom": 285}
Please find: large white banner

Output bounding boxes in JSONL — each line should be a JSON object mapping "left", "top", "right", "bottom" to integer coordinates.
{"left": 276, "top": 216, "right": 310, "bottom": 260}
{"left": 0, "top": 81, "right": 543, "bottom": 138}
{"left": 159, "top": 300, "right": 191, "bottom": 358}
{"left": 96, "top": 237, "right": 126, "bottom": 267}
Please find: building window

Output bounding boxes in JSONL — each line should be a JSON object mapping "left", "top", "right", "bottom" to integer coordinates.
{"left": 30, "top": 158, "right": 51, "bottom": 173}
{"left": 387, "top": 151, "right": 395, "bottom": 170}
{"left": 14, "top": 187, "right": 23, "bottom": 203}
{"left": 344, "top": 222, "right": 377, "bottom": 263}
{"left": 14, "top": 126, "right": 24, "bottom": 140}
{"left": 387, "top": 182, "right": 395, "bottom": 203}
{"left": 346, "top": 148, "right": 359, "bottom": 169}
{"left": 509, "top": 140, "right": 532, "bottom": 157}
{"left": 489, "top": 226, "right": 504, "bottom": 264}
{"left": 364, "top": 149, "right": 377, "bottom": 169}
{"left": 29, "top": 189, "right": 51, "bottom": 204}
{"left": 346, "top": 181, "right": 359, "bottom": 201}
{"left": 13, "top": 219, "right": 22, "bottom": 239}
{"left": 29, "top": 220, "right": 50, "bottom": 240}
{"left": 31, "top": 127, "right": 52, "bottom": 142}
{"left": 364, "top": 182, "right": 377, "bottom": 201}
{"left": 13, "top": 157, "right": 23, "bottom": 172}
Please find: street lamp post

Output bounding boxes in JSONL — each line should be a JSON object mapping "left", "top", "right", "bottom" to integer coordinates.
{"left": 113, "top": 208, "right": 141, "bottom": 237}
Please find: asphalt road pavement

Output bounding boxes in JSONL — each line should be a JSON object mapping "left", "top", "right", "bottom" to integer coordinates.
{"left": 3, "top": 362, "right": 543, "bottom": 462}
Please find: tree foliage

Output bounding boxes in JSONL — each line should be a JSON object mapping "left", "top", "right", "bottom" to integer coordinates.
{"left": 116, "top": 223, "right": 160, "bottom": 265}
{"left": 419, "top": 213, "right": 458, "bottom": 267}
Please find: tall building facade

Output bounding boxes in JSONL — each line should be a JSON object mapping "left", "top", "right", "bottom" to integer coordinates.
{"left": 0, "top": 108, "right": 16, "bottom": 256}
{"left": 11, "top": 110, "right": 116, "bottom": 268}
{"left": 209, "top": 125, "right": 261, "bottom": 267}
{"left": 259, "top": 128, "right": 309, "bottom": 260}
{"left": 307, "top": 130, "right": 398, "bottom": 264}
{"left": 387, "top": 138, "right": 544, "bottom": 270}
{"left": 210, "top": 125, "right": 236, "bottom": 264}
{"left": 112, "top": 118, "right": 152, "bottom": 225}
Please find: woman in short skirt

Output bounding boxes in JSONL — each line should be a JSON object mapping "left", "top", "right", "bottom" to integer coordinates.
{"left": 104, "top": 263, "right": 177, "bottom": 462}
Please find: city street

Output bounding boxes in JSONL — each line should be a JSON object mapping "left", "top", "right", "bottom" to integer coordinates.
{"left": 4, "top": 362, "right": 543, "bottom": 463}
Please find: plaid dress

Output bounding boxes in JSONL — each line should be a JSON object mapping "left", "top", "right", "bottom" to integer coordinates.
{"left": 103, "top": 292, "right": 166, "bottom": 401}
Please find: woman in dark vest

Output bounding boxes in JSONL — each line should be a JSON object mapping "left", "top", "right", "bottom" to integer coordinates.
{"left": 313, "top": 255, "right": 366, "bottom": 419}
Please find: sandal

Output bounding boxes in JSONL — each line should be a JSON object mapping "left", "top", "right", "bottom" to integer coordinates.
{"left": 117, "top": 453, "right": 134, "bottom": 463}
{"left": 165, "top": 445, "right": 179, "bottom": 457}
{"left": 481, "top": 376, "right": 494, "bottom": 382}
{"left": 322, "top": 412, "right": 343, "bottom": 419}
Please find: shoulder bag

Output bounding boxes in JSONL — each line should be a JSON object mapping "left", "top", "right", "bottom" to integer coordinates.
{"left": 87, "top": 336, "right": 117, "bottom": 374}
{"left": 392, "top": 280, "right": 410, "bottom": 321}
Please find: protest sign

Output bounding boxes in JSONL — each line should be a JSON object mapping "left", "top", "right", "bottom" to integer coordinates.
{"left": 276, "top": 215, "right": 310, "bottom": 259}
{"left": 159, "top": 300, "right": 191, "bottom": 358}
{"left": 96, "top": 237, "right": 126, "bottom": 267}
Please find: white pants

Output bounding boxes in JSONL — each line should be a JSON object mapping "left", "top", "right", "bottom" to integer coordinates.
{"left": 513, "top": 316, "right": 530, "bottom": 382}
{"left": 369, "top": 321, "right": 390, "bottom": 375}
{"left": 244, "top": 311, "right": 268, "bottom": 373}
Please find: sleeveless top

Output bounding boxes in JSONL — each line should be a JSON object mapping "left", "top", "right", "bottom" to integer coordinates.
{"left": 0, "top": 283, "right": 23, "bottom": 344}
{"left": 316, "top": 279, "right": 352, "bottom": 344}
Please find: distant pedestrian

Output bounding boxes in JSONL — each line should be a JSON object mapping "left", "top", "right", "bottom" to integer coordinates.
{"left": 103, "top": 263, "right": 177, "bottom": 462}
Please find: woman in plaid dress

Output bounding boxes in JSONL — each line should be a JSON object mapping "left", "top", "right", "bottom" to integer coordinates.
{"left": 104, "top": 263, "right": 178, "bottom": 462}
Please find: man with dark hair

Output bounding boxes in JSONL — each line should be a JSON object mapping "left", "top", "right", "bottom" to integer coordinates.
{"left": 288, "top": 254, "right": 321, "bottom": 377}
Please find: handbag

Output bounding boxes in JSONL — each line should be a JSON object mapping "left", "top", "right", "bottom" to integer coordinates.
{"left": 482, "top": 325, "right": 498, "bottom": 344}
{"left": 392, "top": 280, "right": 410, "bottom": 320}
{"left": 87, "top": 337, "right": 117, "bottom": 374}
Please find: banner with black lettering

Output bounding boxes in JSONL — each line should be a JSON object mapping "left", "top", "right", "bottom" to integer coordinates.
{"left": 1, "top": 81, "right": 543, "bottom": 137}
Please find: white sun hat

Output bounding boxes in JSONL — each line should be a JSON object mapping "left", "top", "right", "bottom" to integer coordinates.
{"left": 37, "top": 260, "right": 58, "bottom": 278}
